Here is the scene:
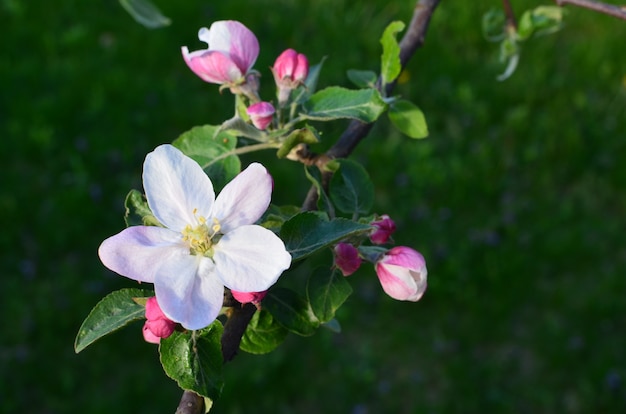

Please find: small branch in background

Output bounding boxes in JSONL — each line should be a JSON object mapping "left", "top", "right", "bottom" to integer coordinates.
{"left": 555, "top": 0, "right": 626, "bottom": 20}
{"left": 302, "top": 0, "right": 441, "bottom": 211}
{"left": 221, "top": 302, "right": 257, "bottom": 362}
{"left": 501, "top": 0, "right": 518, "bottom": 30}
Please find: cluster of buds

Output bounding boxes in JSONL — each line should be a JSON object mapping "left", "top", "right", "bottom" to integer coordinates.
{"left": 142, "top": 297, "right": 176, "bottom": 344}
{"left": 181, "top": 21, "right": 309, "bottom": 132}
{"left": 333, "top": 215, "right": 428, "bottom": 302}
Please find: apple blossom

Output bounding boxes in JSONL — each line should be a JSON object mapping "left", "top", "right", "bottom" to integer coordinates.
{"left": 98, "top": 144, "right": 291, "bottom": 330}
{"left": 247, "top": 102, "right": 275, "bottom": 130}
{"left": 142, "top": 297, "right": 176, "bottom": 344}
{"left": 375, "top": 246, "right": 427, "bottom": 302}
{"left": 370, "top": 214, "right": 396, "bottom": 244}
{"left": 182, "top": 20, "right": 259, "bottom": 87}
{"left": 272, "top": 48, "right": 309, "bottom": 106}
{"left": 334, "top": 242, "right": 362, "bottom": 276}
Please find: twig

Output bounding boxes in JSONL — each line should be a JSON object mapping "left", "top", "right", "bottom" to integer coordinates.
{"left": 555, "top": 0, "right": 626, "bottom": 20}
{"left": 502, "top": 0, "right": 518, "bottom": 29}
{"left": 302, "top": 0, "right": 442, "bottom": 211}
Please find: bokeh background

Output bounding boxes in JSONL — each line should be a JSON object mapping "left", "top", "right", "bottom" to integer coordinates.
{"left": 2, "top": 0, "right": 626, "bottom": 412}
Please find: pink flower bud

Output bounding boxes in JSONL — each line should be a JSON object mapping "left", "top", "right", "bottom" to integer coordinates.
{"left": 142, "top": 297, "right": 176, "bottom": 344}
{"left": 182, "top": 20, "right": 259, "bottom": 86}
{"left": 370, "top": 214, "right": 396, "bottom": 245}
{"left": 246, "top": 101, "right": 275, "bottom": 130}
{"left": 231, "top": 290, "right": 267, "bottom": 304}
{"left": 334, "top": 243, "right": 362, "bottom": 276}
{"left": 375, "top": 247, "right": 427, "bottom": 302}
{"left": 272, "top": 48, "right": 309, "bottom": 106}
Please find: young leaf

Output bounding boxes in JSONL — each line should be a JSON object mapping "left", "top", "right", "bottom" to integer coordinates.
{"left": 301, "top": 87, "right": 387, "bottom": 123}
{"left": 172, "top": 125, "right": 241, "bottom": 191}
{"left": 119, "top": 0, "right": 171, "bottom": 29}
{"left": 293, "top": 58, "right": 326, "bottom": 104}
{"left": 380, "top": 21, "right": 405, "bottom": 86}
{"left": 240, "top": 309, "right": 288, "bottom": 354}
{"left": 159, "top": 323, "right": 224, "bottom": 400}
{"left": 124, "top": 189, "right": 160, "bottom": 227}
{"left": 388, "top": 99, "right": 429, "bottom": 139}
{"left": 280, "top": 212, "right": 372, "bottom": 261}
{"left": 264, "top": 288, "right": 319, "bottom": 337}
{"left": 74, "top": 288, "right": 153, "bottom": 353}
{"left": 307, "top": 268, "right": 353, "bottom": 323}
{"left": 329, "top": 159, "right": 375, "bottom": 214}
{"left": 347, "top": 69, "right": 378, "bottom": 89}
{"left": 276, "top": 126, "right": 320, "bottom": 159}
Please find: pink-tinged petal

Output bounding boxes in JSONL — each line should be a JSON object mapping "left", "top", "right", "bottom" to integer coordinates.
{"left": 143, "top": 323, "right": 161, "bottom": 344}
{"left": 98, "top": 226, "right": 184, "bottom": 283}
{"left": 273, "top": 49, "right": 298, "bottom": 80}
{"left": 231, "top": 290, "right": 267, "bottom": 304}
{"left": 206, "top": 21, "right": 259, "bottom": 73}
{"left": 143, "top": 145, "right": 215, "bottom": 232}
{"left": 145, "top": 296, "right": 167, "bottom": 320}
{"left": 294, "top": 53, "right": 309, "bottom": 83}
{"left": 154, "top": 253, "right": 224, "bottom": 330}
{"left": 212, "top": 163, "right": 272, "bottom": 232}
{"left": 334, "top": 243, "right": 361, "bottom": 276}
{"left": 213, "top": 225, "right": 291, "bottom": 292}
{"left": 247, "top": 102, "right": 275, "bottom": 130}
{"left": 181, "top": 48, "right": 244, "bottom": 84}
{"left": 145, "top": 318, "right": 176, "bottom": 338}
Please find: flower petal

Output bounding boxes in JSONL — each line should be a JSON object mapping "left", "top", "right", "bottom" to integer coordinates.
{"left": 181, "top": 48, "right": 244, "bottom": 84}
{"left": 213, "top": 225, "right": 291, "bottom": 292}
{"left": 205, "top": 20, "right": 259, "bottom": 74}
{"left": 375, "top": 262, "right": 427, "bottom": 302}
{"left": 154, "top": 253, "right": 224, "bottom": 330}
{"left": 98, "top": 226, "right": 184, "bottom": 283}
{"left": 143, "top": 144, "right": 215, "bottom": 232}
{"left": 212, "top": 163, "right": 272, "bottom": 233}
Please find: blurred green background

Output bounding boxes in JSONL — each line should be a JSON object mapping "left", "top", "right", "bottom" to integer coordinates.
{"left": 2, "top": 0, "right": 626, "bottom": 412}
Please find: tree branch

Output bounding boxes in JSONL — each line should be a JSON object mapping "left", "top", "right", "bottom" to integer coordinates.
{"left": 555, "top": 0, "right": 626, "bottom": 20}
{"left": 302, "top": 0, "right": 441, "bottom": 211}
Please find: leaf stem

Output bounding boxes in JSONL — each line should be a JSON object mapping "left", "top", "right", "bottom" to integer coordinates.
{"left": 200, "top": 142, "right": 281, "bottom": 169}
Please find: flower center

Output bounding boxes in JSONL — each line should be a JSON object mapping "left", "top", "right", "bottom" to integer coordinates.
{"left": 181, "top": 209, "right": 222, "bottom": 256}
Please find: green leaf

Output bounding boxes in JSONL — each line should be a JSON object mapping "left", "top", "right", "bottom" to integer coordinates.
{"left": 388, "top": 99, "right": 429, "bottom": 139}
{"left": 380, "top": 21, "right": 405, "bottom": 86}
{"left": 481, "top": 9, "right": 506, "bottom": 42}
{"left": 159, "top": 323, "right": 224, "bottom": 400}
{"left": 518, "top": 6, "right": 564, "bottom": 40}
{"left": 280, "top": 212, "right": 372, "bottom": 261}
{"left": 264, "top": 288, "right": 319, "bottom": 336}
{"left": 259, "top": 204, "right": 301, "bottom": 233}
{"left": 240, "top": 309, "right": 288, "bottom": 354}
{"left": 301, "top": 87, "right": 387, "bottom": 123}
{"left": 329, "top": 159, "right": 374, "bottom": 215}
{"left": 124, "top": 189, "right": 161, "bottom": 227}
{"left": 172, "top": 125, "right": 241, "bottom": 191}
{"left": 276, "top": 126, "right": 320, "bottom": 159}
{"left": 307, "top": 268, "right": 353, "bottom": 323}
{"left": 346, "top": 69, "right": 378, "bottom": 89}
{"left": 119, "top": 0, "right": 171, "bottom": 29}
{"left": 74, "top": 288, "right": 153, "bottom": 353}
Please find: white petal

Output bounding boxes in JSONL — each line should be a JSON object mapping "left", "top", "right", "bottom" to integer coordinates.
{"left": 143, "top": 145, "right": 215, "bottom": 232}
{"left": 213, "top": 225, "right": 291, "bottom": 292}
{"left": 98, "top": 226, "right": 184, "bottom": 283}
{"left": 206, "top": 20, "right": 259, "bottom": 73}
{"left": 154, "top": 253, "right": 224, "bottom": 330}
{"left": 212, "top": 163, "right": 272, "bottom": 233}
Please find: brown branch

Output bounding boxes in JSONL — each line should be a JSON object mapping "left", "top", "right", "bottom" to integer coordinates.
{"left": 502, "top": 0, "right": 518, "bottom": 29}
{"left": 175, "top": 292, "right": 257, "bottom": 414}
{"left": 555, "top": 0, "right": 626, "bottom": 20}
{"left": 302, "top": 0, "right": 441, "bottom": 211}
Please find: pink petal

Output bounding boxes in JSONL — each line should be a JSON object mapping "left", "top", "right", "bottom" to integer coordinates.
{"left": 98, "top": 226, "right": 184, "bottom": 283}
{"left": 213, "top": 225, "right": 291, "bottom": 292}
{"left": 142, "top": 323, "right": 161, "bottom": 344}
{"left": 205, "top": 21, "right": 259, "bottom": 74}
{"left": 211, "top": 163, "right": 273, "bottom": 233}
{"left": 154, "top": 253, "right": 224, "bottom": 330}
{"left": 182, "top": 48, "right": 244, "bottom": 84}
{"left": 143, "top": 145, "right": 215, "bottom": 232}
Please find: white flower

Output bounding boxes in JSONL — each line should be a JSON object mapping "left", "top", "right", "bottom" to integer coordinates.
{"left": 98, "top": 144, "right": 291, "bottom": 330}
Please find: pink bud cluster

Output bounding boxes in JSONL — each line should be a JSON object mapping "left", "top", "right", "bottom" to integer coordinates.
{"left": 333, "top": 215, "right": 428, "bottom": 302}
{"left": 142, "top": 297, "right": 176, "bottom": 344}
{"left": 181, "top": 21, "right": 310, "bottom": 131}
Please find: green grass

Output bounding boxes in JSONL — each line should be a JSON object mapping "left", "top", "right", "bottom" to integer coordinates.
{"left": 2, "top": 0, "right": 626, "bottom": 413}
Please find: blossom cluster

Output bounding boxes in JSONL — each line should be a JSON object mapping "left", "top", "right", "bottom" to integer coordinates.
{"left": 334, "top": 215, "right": 427, "bottom": 302}
{"left": 181, "top": 20, "right": 309, "bottom": 131}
